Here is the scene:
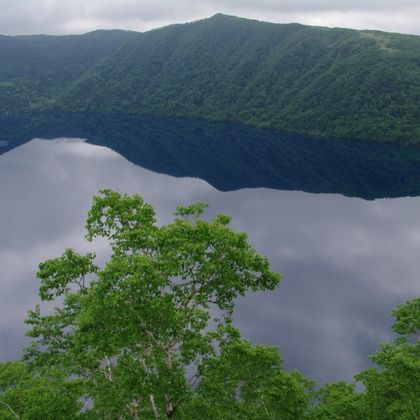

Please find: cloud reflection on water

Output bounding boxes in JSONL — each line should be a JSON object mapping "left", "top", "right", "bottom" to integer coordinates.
{"left": 0, "top": 138, "right": 419, "bottom": 383}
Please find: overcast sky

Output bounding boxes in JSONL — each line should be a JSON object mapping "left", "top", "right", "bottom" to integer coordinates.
{"left": 1, "top": 0, "right": 420, "bottom": 36}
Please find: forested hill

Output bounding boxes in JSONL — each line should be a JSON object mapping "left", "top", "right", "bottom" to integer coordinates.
{"left": 0, "top": 30, "right": 138, "bottom": 111}
{"left": 2, "top": 14, "right": 420, "bottom": 143}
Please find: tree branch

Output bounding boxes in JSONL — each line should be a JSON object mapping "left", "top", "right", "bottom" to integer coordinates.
{"left": 149, "top": 394, "right": 161, "bottom": 420}
{"left": 104, "top": 355, "right": 113, "bottom": 382}
{"left": 0, "top": 400, "right": 20, "bottom": 419}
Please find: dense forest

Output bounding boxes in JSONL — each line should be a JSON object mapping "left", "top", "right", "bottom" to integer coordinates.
{"left": 0, "top": 30, "right": 138, "bottom": 112}
{"left": 1, "top": 14, "right": 420, "bottom": 143}
{"left": 0, "top": 190, "right": 419, "bottom": 419}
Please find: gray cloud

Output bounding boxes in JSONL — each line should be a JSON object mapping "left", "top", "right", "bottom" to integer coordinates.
{"left": 0, "top": 0, "right": 419, "bottom": 35}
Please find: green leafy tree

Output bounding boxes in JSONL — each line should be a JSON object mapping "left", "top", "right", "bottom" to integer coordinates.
{"left": 0, "top": 361, "right": 82, "bottom": 419}
{"left": 355, "top": 297, "right": 420, "bottom": 419}
{"left": 310, "top": 382, "right": 367, "bottom": 420}
{"left": 310, "top": 297, "right": 420, "bottom": 420}
{"left": 24, "top": 189, "right": 281, "bottom": 418}
{"left": 181, "top": 328, "right": 313, "bottom": 419}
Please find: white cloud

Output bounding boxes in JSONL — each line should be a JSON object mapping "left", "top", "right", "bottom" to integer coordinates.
{"left": 0, "top": 0, "right": 419, "bottom": 35}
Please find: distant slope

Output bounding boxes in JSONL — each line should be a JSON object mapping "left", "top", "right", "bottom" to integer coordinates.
{"left": 17, "top": 30, "right": 139, "bottom": 81}
{"left": 0, "top": 35, "right": 56, "bottom": 110}
{"left": 57, "top": 14, "right": 420, "bottom": 143}
{"left": 0, "top": 30, "right": 139, "bottom": 112}
{"left": 1, "top": 14, "right": 420, "bottom": 143}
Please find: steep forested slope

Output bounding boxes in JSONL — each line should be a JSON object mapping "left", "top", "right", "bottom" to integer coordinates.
{"left": 0, "top": 35, "right": 55, "bottom": 110}
{"left": 1, "top": 14, "right": 420, "bottom": 142}
{"left": 58, "top": 14, "right": 420, "bottom": 143}
{"left": 0, "top": 30, "right": 138, "bottom": 112}
{"left": 17, "top": 30, "right": 139, "bottom": 81}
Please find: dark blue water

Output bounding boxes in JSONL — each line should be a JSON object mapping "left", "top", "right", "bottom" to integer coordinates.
{"left": 3, "top": 113, "right": 420, "bottom": 199}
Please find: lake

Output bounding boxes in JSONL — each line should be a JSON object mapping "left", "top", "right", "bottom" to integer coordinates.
{"left": 1, "top": 113, "right": 419, "bottom": 384}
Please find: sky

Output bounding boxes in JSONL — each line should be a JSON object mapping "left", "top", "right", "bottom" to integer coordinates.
{"left": 1, "top": 0, "right": 420, "bottom": 36}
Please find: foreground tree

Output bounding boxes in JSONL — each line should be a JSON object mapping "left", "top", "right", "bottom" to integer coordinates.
{"left": 181, "top": 330, "right": 313, "bottom": 419}
{"left": 311, "top": 297, "right": 420, "bottom": 420}
{"left": 3, "top": 189, "right": 418, "bottom": 418}
{"left": 310, "top": 382, "right": 367, "bottom": 419}
{"left": 355, "top": 297, "right": 420, "bottom": 419}
{"left": 24, "top": 190, "right": 282, "bottom": 418}
{"left": 0, "top": 361, "right": 82, "bottom": 419}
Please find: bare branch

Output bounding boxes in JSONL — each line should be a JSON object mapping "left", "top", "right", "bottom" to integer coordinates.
{"left": 99, "top": 355, "right": 113, "bottom": 382}
{"left": 105, "top": 355, "right": 113, "bottom": 382}
{"left": 165, "top": 394, "right": 175, "bottom": 418}
{"left": 149, "top": 394, "right": 161, "bottom": 420}
{"left": 0, "top": 400, "right": 20, "bottom": 419}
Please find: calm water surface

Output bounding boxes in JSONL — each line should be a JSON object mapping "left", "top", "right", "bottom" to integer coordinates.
{"left": 1, "top": 136, "right": 420, "bottom": 384}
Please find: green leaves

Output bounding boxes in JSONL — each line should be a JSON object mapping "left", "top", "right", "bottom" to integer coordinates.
{"left": 353, "top": 298, "right": 420, "bottom": 419}
{"left": 37, "top": 248, "right": 97, "bottom": 300}
{"left": 0, "top": 362, "right": 83, "bottom": 420}
{"left": 392, "top": 297, "right": 420, "bottom": 336}
{"left": 86, "top": 189, "right": 157, "bottom": 254}
{"left": 311, "top": 382, "right": 367, "bottom": 420}
{"left": 174, "top": 202, "right": 208, "bottom": 219}
{"left": 23, "top": 190, "right": 282, "bottom": 418}
{"left": 182, "top": 334, "right": 312, "bottom": 419}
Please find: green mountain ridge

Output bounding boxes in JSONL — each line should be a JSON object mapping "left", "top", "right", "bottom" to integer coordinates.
{"left": 1, "top": 14, "right": 420, "bottom": 143}
{"left": 0, "top": 29, "right": 139, "bottom": 111}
